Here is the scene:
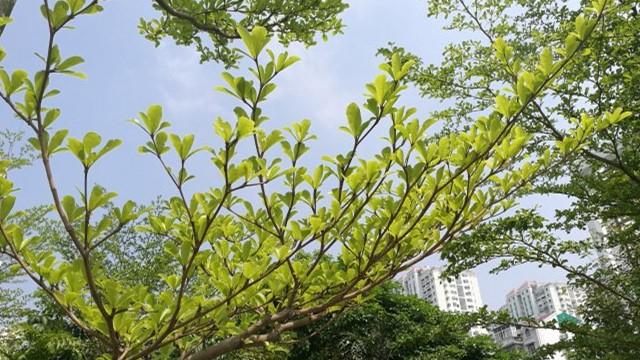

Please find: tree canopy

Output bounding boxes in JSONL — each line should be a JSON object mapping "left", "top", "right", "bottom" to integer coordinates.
{"left": 0, "top": 0, "right": 629, "bottom": 359}
{"left": 382, "top": 0, "right": 639, "bottom": 358}
{"left": 288, "top": 283, "right": 528, "bottom": 360}
{"left": 140, "top": 0, "right": 349, "bottom": 66}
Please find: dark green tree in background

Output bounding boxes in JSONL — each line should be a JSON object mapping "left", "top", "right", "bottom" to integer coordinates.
{"left": 288, "top": 283, "right": 529, "bottom": 360}
{"left": 0, "top": 292, "right": 102, "bottom": 360}
{"left": 0, "top": 130, "right": 37, "bottom": 329}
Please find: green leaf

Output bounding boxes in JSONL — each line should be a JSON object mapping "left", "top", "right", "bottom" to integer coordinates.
{"left": 169, "top": 133, "right": 182, "bottom": 155}
{"left": 0, "top": 196, "right": 15, "bottom": 221}
{"left": 346, "top": 103, "right": 362, "bottom": 137}
{"left": 114, "top": 200, "right": 137, "bottom": 224}
{"left": 62, "top": 195, "right": 77, "bottom": 219}
{"left": 28, "top": 137, "right": 41, "bottom": 151}
{"left": 495, "top": 95, "right": 510, "bottom": 117}
{"left": 48, "top": 129, "right": 69, "bottom": 154}
{"left": 11, "top": 228, "right": 25, "bottom": 251}
{"left": 83, "top": 132, "right": 102, "bottom": 152}
{"left": 516, "top": 75, "right": 530, "bottom": 103}
{"left": 237, "top": 26, "right": 270, "bottom": 59}
{"left": 51, "top": 1, "right": 70, "bottom": 28}
{"left": 371, "top": 74, "right": 388, "bottom": 104}
{"left": 164, "top": 274, "right": 180, "bottom": 288}
{"left": 84, "top": 3, "right": 103, "bottom": 14}
{"left": 0, "top": 70, "right": 9, "bottom": 93}
{"left": 214, "top": 118, "right": 233, "bottom": 142}
{"left": 60, "top": 70, "right": 87, "bottom": 79}
{"left": 67, "top": 0, "right": 86, "bottom": 13}
{"left": 0, "top": 17, "right": 12, "bottom": 27}
{"left": 6, "top": 70, "right": 28, "bottom": 95}
{"left": 67, "top": 137, "right": 85, "bottom": 161}
{"left": 538, "top": 48, "right": 553, "bottom": 75}
{"left": 591, "top": 0, "right": 606, "bottom": 12}
{"left": 88, "top": 186, "right": 117, "bottom": 210}
{"left": 574, "top": 15, "right": 587, "bottom": 39}
{"left": 145, "top": 104, "right": 163, "bottom": 134}
{"left": 44, "top": 89, "right": 61, "bottom": 99}
{"left": 237, "top": 117, "right": 254, "bottom": 138}
{"left": 242, "top": 262, "right": 259, "bottom": 279}
{"left": 565, "top": 34, "right": 580, "bottom": 55}
{"left": 237, "top": 27, "right": 254, "bottom": 55}
{"left": 309, "top": 216, "right": 324, "bottom": 233}
{"left": 259, "top": 82, "right": 277, "bottom": 101}
{"left": 181, "top": 134, "right": 195, "bottom": 159}
{"left": 57, "top": 56, "right": 84, "bottom": 71}
{"left": 281, "top": 54, "right": 300, "bottom": 71}
{"left": 154, "top": 132, "right": 169, "bottom": 154}
{"left": 180, "top": 240, "right": 191, "bottom": 266}
{"left": 96, "top": 139, "right": 123, "bottom": 159}
{"left": 43, "top": 108, "right": 61, "bottom": 128}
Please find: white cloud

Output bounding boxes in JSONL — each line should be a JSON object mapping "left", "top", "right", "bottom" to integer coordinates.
{"left": 152, "top": 43, "right": 226, "bottom": 123}
{"left": 272, "top": 43, "right": 357, "bottom": 129}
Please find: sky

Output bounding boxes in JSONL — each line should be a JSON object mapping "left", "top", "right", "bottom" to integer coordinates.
{"left": 0, "top": 0, "right": 586, "bottom": 309}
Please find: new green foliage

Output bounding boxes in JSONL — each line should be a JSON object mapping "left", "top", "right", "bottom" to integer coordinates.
{"left": 384, "top": 0, "right": 638, "bottom": 358}
{"left": 0, "top": 1, "right": 626, "bottom": 359}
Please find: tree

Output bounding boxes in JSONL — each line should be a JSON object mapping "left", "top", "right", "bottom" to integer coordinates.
{"left": 442, "top": 211, "right": 640, "bottom": 360}
{"left": 0, "top": 1, "right": 622, "bottom": 359}
{"left": 0, "top": 291, "right": 103, "bottom": 360}
{"left": 0, "top": 199, "right": 182, "bottom": 359}
{"left": 3, "top": 283, "right": 529, "bottom": 360}
{"left": 139, "top": 0, "right": 349, "bottom": 66}
{"left": 383, "top": 0, "right": 639, "bottom": 358}
{"left": 0, "top": 130, "right": 37, "bottom": 328}
{"left": 0, "top": 0, "right": 34, "bottom": 330}
{"left": 288, "top": 283, "right": 529, "bottom": 360}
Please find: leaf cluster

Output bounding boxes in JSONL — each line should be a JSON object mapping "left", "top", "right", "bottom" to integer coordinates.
{"left": 139, "top": 0, "right": 349, "bottom": 67}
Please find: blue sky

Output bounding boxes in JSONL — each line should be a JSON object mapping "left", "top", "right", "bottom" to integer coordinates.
{"left": 1, "top": 0, "right": 584, "bottom": 309}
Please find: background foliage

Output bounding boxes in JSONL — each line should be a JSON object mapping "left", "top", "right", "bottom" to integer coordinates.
{"left": 379, "top": 0, "right": 639, "bottom": 358}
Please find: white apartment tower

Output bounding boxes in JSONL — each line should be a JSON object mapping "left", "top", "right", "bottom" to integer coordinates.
{"left": 495, "top": 283, "right": 584, "bottom": 360}
{"left": 492, "top": 312, "right": 577, "bottom": 360}
{"left": 400, "top": 267, "right": 484, "bottom": 313}
{"left": 504, "top": 281, "right": 583, "bottom": 320}
{"left": 587, "top": 220, "right": 621, "bottom": 268}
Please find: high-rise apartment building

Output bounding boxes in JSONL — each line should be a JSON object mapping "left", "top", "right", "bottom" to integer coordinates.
{"left": 587, "top": 220, "right": 623, "bottom": 268}
{"left": 399, "top": 267, "right": 484, "bottom": 313}
{"left": 503, "top": 281, "right": 583, "bottom": 320}
{"left": 495, "top": 282, "right": 584, "bottom": 360}
{"left": 492, "top": 311, "right": 577, "bottom": 360}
